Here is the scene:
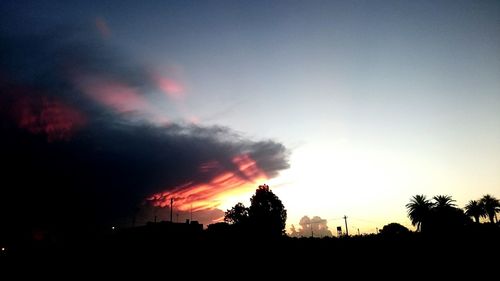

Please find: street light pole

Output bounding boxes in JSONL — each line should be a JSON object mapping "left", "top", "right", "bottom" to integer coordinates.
{"left": 343, "top": 215, "right": 349, "bottom": 236}
{"left": 170, "top": 198, "right": 174, "bottom": 222}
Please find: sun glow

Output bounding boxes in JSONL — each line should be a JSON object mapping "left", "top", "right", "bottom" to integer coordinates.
{"left": 272, "top": 140, "right": 417, "bottom": 234}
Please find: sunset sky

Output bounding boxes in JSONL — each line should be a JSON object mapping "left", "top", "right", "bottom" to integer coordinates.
{"left": 2, "top": 0, "right": 499, "bottom": 234}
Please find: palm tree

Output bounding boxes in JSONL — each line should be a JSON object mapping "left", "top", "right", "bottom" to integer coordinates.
{"left": 433, "top": 195, "right": 456, "bottom": 209}
{"left": 430, "top": 194, "right": 470, "bottom": 232}
{"left": 464, "top": 200, "right": 485, "bottom": 223}
{"left": 480, "top": 194, "right": 500, "bottom": 223}
{"left": 406, "top": 195, "right": 434, "bottom": 232}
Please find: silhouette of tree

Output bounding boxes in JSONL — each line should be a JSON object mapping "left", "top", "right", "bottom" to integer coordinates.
{"left": 433, "top": 195, "right": 456, "bottom": 209}
{"left": 249, "top": 184, "right": 287, "bottom": 237}
{"left": 380, "top": 223, "right": 410, "bottom": 236}
{"left": 464, "top": 200, "right": 485, "bottom": 223}
{"left": 428, "top": 195, "right": 470, "bottom": 233}
{"left": 224, "top": 202, "right": 249, "bottom": 225}
{"left": 480, "top": 194, "right": 500, "bottom": 223}
{"left": 406, "top": 195, "right": 434, "bottom": 232}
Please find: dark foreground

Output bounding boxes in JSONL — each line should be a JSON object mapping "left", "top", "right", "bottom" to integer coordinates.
{"left": 1, "top": 223, "right": 499, "bottom": 276}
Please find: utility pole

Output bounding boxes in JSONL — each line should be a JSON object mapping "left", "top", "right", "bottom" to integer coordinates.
{"left": 170, "top": 198, "right": 174, "bottom": 222}
{"left": 357, "top": 228, "right": 360, "bottom": 236}
{"left": 190, "top": 204, "right": 193, "bottom": 222}
{"left": 343, "top": 215, "right": 349, "bottom": 236}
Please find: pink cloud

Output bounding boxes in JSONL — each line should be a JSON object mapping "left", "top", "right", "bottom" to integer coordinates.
{"left": 154, "top": 75, "right": 185, "bottom": 100}
{"left": 76, "top": 77, "right": 149, "bottom": 113}
{"left": 13, "top": 96, "right": 86, "bottom": 142}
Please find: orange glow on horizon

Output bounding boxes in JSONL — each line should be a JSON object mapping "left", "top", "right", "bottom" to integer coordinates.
{"left": 148, "top": 154, "right": 267, "bottom": 215}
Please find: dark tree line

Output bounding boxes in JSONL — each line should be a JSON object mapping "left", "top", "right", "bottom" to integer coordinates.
{"left": 224, "top": 188, "right": 498, "bottom": 238}
{"left": 406, "top": 194, "right": 500, "bottom": 233}
{"left": 464, "top": 194, "right": 500, "bottom": 224}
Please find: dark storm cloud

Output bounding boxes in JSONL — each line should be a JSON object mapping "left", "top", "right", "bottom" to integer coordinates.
{"left": 0, "top": 27, "right": 151, "bottom": 105}
{"left": 0, "top": 26, "right": 289, "bottom": 231}
{"left": 248, "top": 141, "right": 289, "bottom": 178}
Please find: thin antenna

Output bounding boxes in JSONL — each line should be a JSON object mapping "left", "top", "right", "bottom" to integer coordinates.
{"left": 190, "top": 204, "right": 193, "bottom": 222}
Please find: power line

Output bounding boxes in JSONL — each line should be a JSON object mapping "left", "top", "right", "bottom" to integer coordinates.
{"left": 349, "top": 217, "right": 379, "bottom": 224}
{"left": 327, "top": 217, "right": 345, "bottom": 221}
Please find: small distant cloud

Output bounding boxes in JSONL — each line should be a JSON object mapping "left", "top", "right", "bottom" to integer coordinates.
{"left": 290, "top": 215, "right": 333, "bottom": 238}
{"left": 154, "top": 74, "right": 185, "bottom": 100}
